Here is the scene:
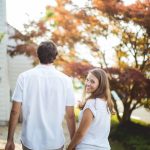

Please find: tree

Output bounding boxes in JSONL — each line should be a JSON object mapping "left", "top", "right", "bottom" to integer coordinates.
{"left": 8, "top": 0, "right": 109, "bottom": 67}
{"left": 8, "top": 0, "right": 150, "bottom": 125}
{"left": 92, "top": 0, "right": 150, "bottom": 35}
{"left": 107, "top": 68, "right": 149, "bottom": 124}
{"left": 91, "top": 0, "right": 150, "bottom": 123}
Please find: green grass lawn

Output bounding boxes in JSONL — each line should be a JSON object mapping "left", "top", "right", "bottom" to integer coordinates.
{"left": 110, "top": 115, "right": 150, "bottom": 150}
{"left": 110, "top": 140, "right": 125, "bottom": 150}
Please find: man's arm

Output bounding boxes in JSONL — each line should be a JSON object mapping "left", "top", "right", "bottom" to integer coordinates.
{"left": 65, "top": 106, "right": 76, "bottom": 139}
{"left": 5, "top": 101, "right": 21, "bottom": 150}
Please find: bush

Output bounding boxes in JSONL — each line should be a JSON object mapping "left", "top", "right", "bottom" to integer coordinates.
{"left": 110, "top": 117, "right": 150, "bottom": 150}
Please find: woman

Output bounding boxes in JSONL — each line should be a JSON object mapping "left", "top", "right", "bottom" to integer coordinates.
{"left": 67, "top": 68, "right": 115, "bottom": 150}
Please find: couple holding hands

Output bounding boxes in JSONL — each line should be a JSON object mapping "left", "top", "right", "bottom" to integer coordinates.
{"left": 5, "top": 41, "right": 114, "bottom": 150}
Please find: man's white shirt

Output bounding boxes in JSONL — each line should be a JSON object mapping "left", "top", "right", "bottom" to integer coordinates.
{"left": 12, "top": 64, "right": 75, "bottom": 150}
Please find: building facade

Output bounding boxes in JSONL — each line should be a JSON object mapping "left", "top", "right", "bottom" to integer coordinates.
{"left": 0, "top": 0, "right": 11, "bottom": 125}
{"left": 0, "top": 0, "right": 33, "bottom": 125}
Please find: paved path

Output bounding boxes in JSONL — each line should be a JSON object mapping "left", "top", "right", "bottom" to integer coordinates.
{"left": 0, "top": 121, "right": 70, "bottom": 150}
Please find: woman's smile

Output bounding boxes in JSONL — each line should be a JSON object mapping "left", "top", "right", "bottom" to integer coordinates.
{"left": 85, "top": 73, "right": 99, "bottom": 93}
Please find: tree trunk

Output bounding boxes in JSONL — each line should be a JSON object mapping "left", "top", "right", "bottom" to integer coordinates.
{"left": 120, "top": 104, "right": 132, "bottom": 125}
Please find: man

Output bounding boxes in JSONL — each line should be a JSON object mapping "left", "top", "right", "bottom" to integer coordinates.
{"left": 5, "top": 41, "right": 76, "bottom": 150}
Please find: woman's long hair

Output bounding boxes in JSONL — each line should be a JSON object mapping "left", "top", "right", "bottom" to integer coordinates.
{"left": 81, "top": 68, "right": 115, "bottom": 114}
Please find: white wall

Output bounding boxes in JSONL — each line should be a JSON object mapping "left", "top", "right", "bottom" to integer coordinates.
{"left": 0, "top": 0, "right": 10, "bottom": 125}
{"left": 8, "top": 55, "right": 33, "bottom": 93}
{"left": 0, "top": 0, "right": 34, "bottom": 125}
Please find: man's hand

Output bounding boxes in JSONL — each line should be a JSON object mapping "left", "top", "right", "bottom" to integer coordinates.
{"left": 5, "top": 101, "right": 21, "bottom": 150}
{"left": 5, "top": 140, "right": 15, "bottom": 150}
{"left": 66, "top": 145, "right": 75, "bottom": 150}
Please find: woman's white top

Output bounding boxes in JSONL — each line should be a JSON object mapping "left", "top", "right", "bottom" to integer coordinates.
{"left": 76, "top": 98, "right": 111, "bottom": 150}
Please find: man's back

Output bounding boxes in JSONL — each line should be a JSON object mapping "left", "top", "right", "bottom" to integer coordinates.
{"left": 12, "top": 64, "right": 75, "bottom": 150}
{"left": 5, "top": 41, "right": 75, "bottom": 150}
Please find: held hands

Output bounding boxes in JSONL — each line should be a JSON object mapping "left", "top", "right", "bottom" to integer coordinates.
{"left": 66, "top": 146, "right": 75, "bottom": 150}
{"left": 5, "top": 140, "right": 15, "bottom": 150}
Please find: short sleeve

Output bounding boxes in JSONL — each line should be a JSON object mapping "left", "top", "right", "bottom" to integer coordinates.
{"left": 83, "top": 100, "right": 96, "bottom": 118}
{"left": 12, "top": 74, "right": 23, "bottom": 102}
{"left": 66, "top": 78, "right": 75, "bottom": 106}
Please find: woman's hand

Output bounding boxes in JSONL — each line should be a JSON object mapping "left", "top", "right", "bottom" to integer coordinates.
{"left": 66, "top": 147, "right": 75, "bottom": 150}
{"left": 66, "top": 145, "right": 75, "bottom": 150}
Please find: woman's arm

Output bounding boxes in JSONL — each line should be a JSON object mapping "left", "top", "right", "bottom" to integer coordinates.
{"left": 67, "top": 108, "right": 94, "bottom": 150}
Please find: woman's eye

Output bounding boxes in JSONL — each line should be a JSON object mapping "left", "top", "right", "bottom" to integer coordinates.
{"left": 91, "top": 80, "right": 95, "bottom": 83}
{"left": 86, "top": 79, "right": 89, "bottom": 82}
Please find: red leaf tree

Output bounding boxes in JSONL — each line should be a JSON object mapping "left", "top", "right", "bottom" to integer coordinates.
{"left": 7, "top": 0, "right": 150, "bottom": 124}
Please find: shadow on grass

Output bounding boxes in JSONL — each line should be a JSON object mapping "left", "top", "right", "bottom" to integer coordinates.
{"left": 110, "top": 118, "right": 150, "bottom": 150}
{"left": 110, "top": 140, "right": 125, "bottom": 150}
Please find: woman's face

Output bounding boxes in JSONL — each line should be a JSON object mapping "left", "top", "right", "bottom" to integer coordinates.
{"left": 85, "top": 73, "right": 99, "bottom": 93}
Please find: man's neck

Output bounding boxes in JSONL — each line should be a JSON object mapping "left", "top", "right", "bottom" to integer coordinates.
{"left": 40, "top": 63, "right": 53, "bottom": 66}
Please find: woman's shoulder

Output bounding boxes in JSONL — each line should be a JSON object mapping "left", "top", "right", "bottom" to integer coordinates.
{"left": 86, "top": 98, "right": 107, "bottom": 110}
{"left": 96, "top": 98, "right": 107, "bottom": 104}
{"left": 84, "top": 98, "right": 107, "bottom": 110}
{"left": 83, "top": 99, "right": 97, "bottom": 117}
{"left": 84, "top": 99, "right": 97, "bottom": 109}
{"left": 86, "top": 99, "right": 95, "bottom": 105}
{"left": 86, "top": 98, "right": 107, "bottom": 104}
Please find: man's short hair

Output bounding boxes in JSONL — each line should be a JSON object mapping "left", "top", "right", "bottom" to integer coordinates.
{"left": 37, "top": 41, "right": 58, "bottom": 64}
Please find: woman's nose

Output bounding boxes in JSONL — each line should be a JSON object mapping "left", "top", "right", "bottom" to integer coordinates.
{"left": 86, "top": 81, "right": 91, "bottom": 86}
